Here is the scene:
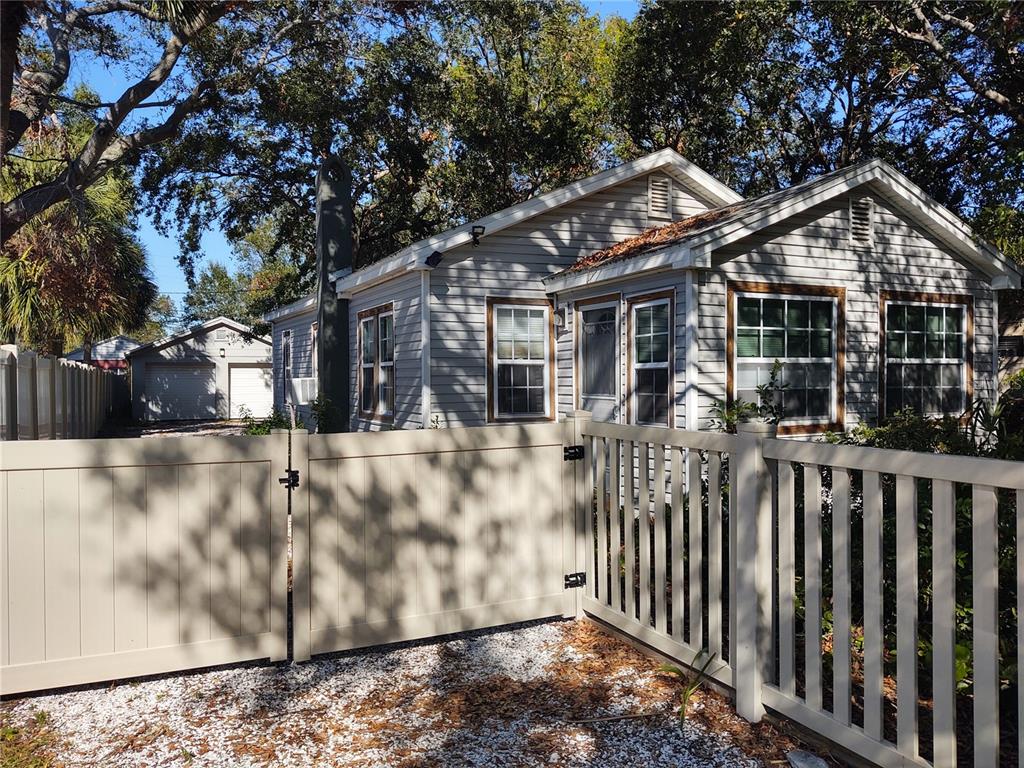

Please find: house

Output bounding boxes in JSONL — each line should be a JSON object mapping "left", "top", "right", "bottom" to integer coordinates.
{"left": 265, "top": 149, "right": 1020, "bottom": 435}
{"left": 127, "top": 317, "right": 272, "bottom": 422}
{"left": 65, "top": 335, "right": 141, "bottom": 369}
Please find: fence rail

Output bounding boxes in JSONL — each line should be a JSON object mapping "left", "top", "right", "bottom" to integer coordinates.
{"left": 1, "top": 344, "right": 122, "bottom": 440}
{"left": 578, "top": 415, "right": 1024, "bottom": 768}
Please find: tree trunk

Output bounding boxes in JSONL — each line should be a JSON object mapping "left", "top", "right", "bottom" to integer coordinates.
{"left": 0, "top": 1, "right": 29, "bottom": 162}
{"left": 82, "top": 338, "right": 93, "bottom": 365}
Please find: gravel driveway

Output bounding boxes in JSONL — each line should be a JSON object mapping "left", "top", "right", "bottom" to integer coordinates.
{"left": 1, "top": 620, "right": 816, "bottom": 767}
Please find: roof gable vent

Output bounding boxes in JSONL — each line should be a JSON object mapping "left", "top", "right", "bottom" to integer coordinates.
{"left": 850, "top": 196, "right": 874, "bottom": 245}
{"left": 648, "top": 174, "right": 673, "bottom": 221}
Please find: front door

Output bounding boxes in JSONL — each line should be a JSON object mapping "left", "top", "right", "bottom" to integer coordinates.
{"left": 579, "top": 304, "right": 619, "bottom": 422}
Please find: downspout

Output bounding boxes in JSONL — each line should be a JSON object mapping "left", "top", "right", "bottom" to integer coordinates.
{"left": 685, "top": 270, "right": 699, "bottom": 431}
{"left": 420, "top": 268, "right": 432, "bottom": 428}
{"left": 314, "top": 154, "right": 353, "bottom": 433}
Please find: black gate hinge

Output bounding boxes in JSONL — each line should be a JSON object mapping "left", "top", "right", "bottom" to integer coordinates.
{"left": 563, "top": 445, "right": 584, "bottom": 461}
{"left": 278, "top": 469, "right": 300, "bottom": 490}
{"left": 564, "top": 572, "right": 586, "bottom": 589}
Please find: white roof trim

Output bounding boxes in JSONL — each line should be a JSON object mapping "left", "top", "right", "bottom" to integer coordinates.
{"left": 548, "top": 159, "right": 1021, "bottom": 292}
{"left": 332, "top": 149, "right": 742, "bottom": 296}
{"left": 128, "top": 316, "right": 268, "bottom": 357}
{"left": 262, "top": 294, "right": 317, "bottom": 323}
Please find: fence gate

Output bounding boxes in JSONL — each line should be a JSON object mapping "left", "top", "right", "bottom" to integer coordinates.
{"left": 0, "top": 432, "right": 290, "bottom": 695}
{"left": 290, "top": 422, "right": 580, "bottom": 660}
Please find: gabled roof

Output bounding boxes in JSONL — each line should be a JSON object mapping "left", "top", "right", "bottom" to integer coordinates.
{"left": 66, "top": 335, "right": 141, "bottom": 361}
{"left": 127, "top": 317, "right": 268, "bottom": 358}
{"left": 262, "top": 294, "right": 316, "bottom": 324}
{"left": 331, "top": 149, "right": 743, "bottom": 297}
{"left": 545, "top": 159, "right": 1021, "bottom": 292}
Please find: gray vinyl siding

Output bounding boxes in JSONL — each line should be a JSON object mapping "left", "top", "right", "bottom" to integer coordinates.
{"left": 554, "top": 273, "right": 689, "bottom": 428}
{"left": 348, "top": 271, "right": 422, "bottom": 431}
{"left": 429, "top": 174, "right": 716, "bottom": 428}
{"left": 696, "top": 192, "right": 999, "bottom": 431}
{"left": 271, "top": 309, "right": 316, "bottom": 426}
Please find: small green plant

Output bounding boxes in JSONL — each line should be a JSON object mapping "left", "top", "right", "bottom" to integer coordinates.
{"left": 242, "top": 407, "right": 302, "bottom": 436}
{"left": 1, "top": 709, "right": 56, "bottom": 768}
{"left": 659, "top": 651, "right": 717, "bottom": 726}
{"left": 709, "top": 359, "right": 788, "bottom": 431}
{"left": 309, "top": 393, "right": 342, "bottom": 433}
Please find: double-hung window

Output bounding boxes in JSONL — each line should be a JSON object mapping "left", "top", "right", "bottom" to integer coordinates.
{"left": 359, "top": 305, "right": 394, "bottom": 420}
{"left": 630, "top": 296, "right": 671, "bottom": 425}
{"left": 489, "top": 300, "right": 551, "bottom": 420}
{"left": 733, "top": 287, "right": 841, "bottom": 427}
{"left": 883, "top": 296, "right": 969, "bottom": 417}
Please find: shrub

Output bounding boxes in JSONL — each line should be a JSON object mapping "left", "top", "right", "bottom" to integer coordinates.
{"left": 240, "top": 406, "right": 302, "bottom": 435}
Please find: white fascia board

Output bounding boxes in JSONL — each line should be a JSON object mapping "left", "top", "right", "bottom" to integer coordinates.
{"left": 129, "top": 316, "right": 266, "bottom": 357}
{"left": 543, "top": 244, "right": 693, "bottom": 294}
{"left": 688, "top": 160, "right": 1021, "bottom": 287}
{"left": 262, "top": 294, "right": 316, "bottom": 323}
{"left": 332, "top": 150, "right": 742, "bottom": 295}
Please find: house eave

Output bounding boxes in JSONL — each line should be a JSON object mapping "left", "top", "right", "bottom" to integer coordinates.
{"left": 544, "top": 245, "right": 695, "bottom": 294}
{"left": 128, "top": 317, "right": 268, "bottom": 358}
{"left": 261, "top": 294, "right": 317, "bottom": 323}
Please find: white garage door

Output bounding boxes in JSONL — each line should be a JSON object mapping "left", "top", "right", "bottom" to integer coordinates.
{"left": 144, "top": 364, "right": 217, "bottom": 421}
{"left": 229, "top": 365, "right": 273, "bottom": 418}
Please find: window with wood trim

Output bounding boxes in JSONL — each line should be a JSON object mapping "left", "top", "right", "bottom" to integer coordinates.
{"left": 358, "top": 305, "right": 394, "bottom": 419}
{"left": 883, "top": 298, "right": 969, "bottom": 417}
{"left": 728, "top": 282, "right": 845, "bottom": 432}
{"left": 630, "top": 297, "right": 671, "bottom": 425}
{"left": 491, "top": 303, "right": 550, "bottom": 418}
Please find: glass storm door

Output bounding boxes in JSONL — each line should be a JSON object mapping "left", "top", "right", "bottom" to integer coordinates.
{"left": 580, "top": 305, "right": 619, "bottom": 422}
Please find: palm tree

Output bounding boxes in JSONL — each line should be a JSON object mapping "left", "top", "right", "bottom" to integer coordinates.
{"left": 1, "top": 114, "right": 157, "bottom": 355}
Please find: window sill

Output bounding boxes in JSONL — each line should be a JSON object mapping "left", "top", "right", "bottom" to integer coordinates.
{"left": 489, "top": 414, "right": 555, "bottom": 424}
{"left": 777, "top": 420, "right": 843, "bottom": 436}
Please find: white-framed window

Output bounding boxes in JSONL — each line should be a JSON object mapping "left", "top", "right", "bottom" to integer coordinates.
{"left": 282, "top": 330, "right": 292, "bottom": 403}
{"left": 734, "top": 292, "right": 838, "bottom": 424}
{"left": 630, "top": 297, "right": 671, "bottom": 425}
{"left": 359, "top": 305, "right": 395, "bottom": 419}
{"left": 491, "top": 302, "right": 550, "bottom": 419}
{"left": 884, "top": 300, "right": 968, "bottom": 417}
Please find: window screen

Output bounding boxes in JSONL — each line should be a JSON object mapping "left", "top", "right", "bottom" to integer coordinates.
{"left": 581, "top": 307, "right": 616, "bottom": 397}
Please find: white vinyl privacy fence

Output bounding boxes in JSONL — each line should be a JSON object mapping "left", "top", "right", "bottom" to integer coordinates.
{"left": 1, "top": 344, "right": 121, "bottom": 440}
{"left": 2, "top": 414, "right": 1022, "bottom": 767}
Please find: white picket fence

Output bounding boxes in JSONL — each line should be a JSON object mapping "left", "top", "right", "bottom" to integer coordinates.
{"left": 0, "top": 344, "right": 119, "bottom": 440}
{"left": 579, "top": 416, "right": 1024, "bottom": 768}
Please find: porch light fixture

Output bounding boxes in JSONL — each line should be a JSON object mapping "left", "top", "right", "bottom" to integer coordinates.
{"left": 553, "top": 307, "right": 566, "bottom": 328}
{"left": 471, "top": 224, "right": 486, "bottom": 246}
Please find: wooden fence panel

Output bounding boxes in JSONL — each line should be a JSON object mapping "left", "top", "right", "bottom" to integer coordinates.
{"left": 0, "top": 433, "right": 288, "bottom": 694}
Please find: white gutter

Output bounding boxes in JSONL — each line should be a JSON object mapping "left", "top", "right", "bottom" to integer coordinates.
{"left": 420, "top": 269, "right": 432, "bottom": 429}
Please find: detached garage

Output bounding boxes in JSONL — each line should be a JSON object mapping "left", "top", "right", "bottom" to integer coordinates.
{"left": 128, "top": 317, "right": 272, "bottom": 422}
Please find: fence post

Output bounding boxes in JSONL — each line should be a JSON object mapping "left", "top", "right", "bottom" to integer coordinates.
{"left": 561, "top": 410, "right": 591, "bottom": 618}
{"left": 733, "top": 425, "right": 773, "bottom": 722}
{"left": 23, "top": 351, "right": 39, "bottom": 440}
{"left": 1, "top": 345, "right": 17, "bottom": 440}
{"left": 288, "top": 428, "right": 312, "bottom": 662}
{"left": 46, "top": 356, "right": 57, "bottom": 439}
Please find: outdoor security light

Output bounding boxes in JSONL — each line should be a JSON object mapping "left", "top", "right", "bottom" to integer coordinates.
{"left": 471, "top": 224, "right": 486, "bottom": 245}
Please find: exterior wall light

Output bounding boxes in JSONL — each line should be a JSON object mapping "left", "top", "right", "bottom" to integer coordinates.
{"left": 471, "top": 224, "right": 486, "bottom": 246}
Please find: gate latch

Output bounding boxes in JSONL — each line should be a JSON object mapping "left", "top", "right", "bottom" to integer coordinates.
{"left": 564, "top": 572, "right": 587, "bottom": 589}
{"left": 278, "top": 469, "right": 300, "bottom": 490}
{"left": 563, "top": 445, "right": 584, "bottom": 461}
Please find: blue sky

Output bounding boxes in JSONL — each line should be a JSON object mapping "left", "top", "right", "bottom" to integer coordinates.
{"left": 74, "top": 1, "right": 638, "bottom": 302}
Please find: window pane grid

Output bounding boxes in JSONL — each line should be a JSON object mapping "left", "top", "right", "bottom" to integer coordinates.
{"left": 632, "top": 300, "right": 670, "bottom": 425}
{"left": 885, "top": 302, "right": 965, "bottom": 416}
{"left": 735, "top": 294, "right": 835, "bottom": 421}
{"left": 494, "top": 305, "right": 548, "bottom": 417}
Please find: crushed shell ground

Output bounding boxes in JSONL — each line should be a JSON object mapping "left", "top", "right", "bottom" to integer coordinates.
{"left": 1, "top": 619, "right": 823, "bottom": 767}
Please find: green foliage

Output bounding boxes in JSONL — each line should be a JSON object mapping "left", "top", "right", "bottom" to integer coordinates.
{"left": 0, "top": 709, "right": 57, "bottom": 768}
{"left": 708, "top": 359, "right": 787, "bottom": 430}
{"left": 181, "top": 262, "right": 251, "bottom": 327}
{"left": 309, "top": 393, "right": 343, "bottom": 434}
{"left": 659, "top": 651, "right": 718, "bottom": 726}
{"left": 240, "top": 407, "right": 302, "bottom": 435}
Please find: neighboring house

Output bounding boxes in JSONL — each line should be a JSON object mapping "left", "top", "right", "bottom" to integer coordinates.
{"left": 65, "top": 335, "right": 141, "bottom": 369}
{"left": 127, "top": 317, "right": 272, "bottom": 422}
{"left": 265, "top": 149, "right": 1020, "bottom": 435}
